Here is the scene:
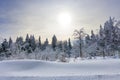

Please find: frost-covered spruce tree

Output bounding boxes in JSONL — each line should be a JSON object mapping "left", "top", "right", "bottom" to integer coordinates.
{"left": 2, "top": 39, "right": 9, "bottom": 52}
{"left": 29, "top": 35, "right": 36, "bottom": 51}
{"left": 23, "top": 34, "right": 30, "bottom": 52}
{"left": 85, "top": 34, "right": 91, "bottom": 46}
{"left": 99, "top": 25, "right": 104, "bottom": 39}
{"left": 91, "top": 30, "right": 96, "bottom": 43}
{"left": 115, "top": 20, "right": 120, "bottom": 56}
{"left": 109, "top": 17, "right": 120, "bottom": 56}
{"left": 1, "top": 39, "right": 12, "bottom": 58}
{"left": 8, "top": 37, "right": 13, "bottom": 56}
{"left": 15, "top": 36, "right": 24, "bottom": 54}
{"left": 104, "top": 17, "right": 113, "bottom": 46}
{"left": 42, "top": 38, "right": 49, "bottom": 50}
{"left": 102, "top": 17, "right": 117, "bottom": 56}
{"left": 45, "top": 38, "right": 49, "bottom": 46}
{"left": 68, "top": 38, "right": 72, "bottom": 57}
{"left": 52, "top": 35, "right": 57, "bottom": 51}
{"left": 97, "top": 25, "right": 105, "bottom": 57}
{"left": 8, "top": 37, "right": 13, "bottom": 48}
{"left": 97, "top": 17, "right": 120, "bottom": 57}
{"left": 68, "top": 38, "right": 72, "bottom": 50}
{"left": 25, "top": 34, "right": 29, "bottom": 43}
{"left": 38, "top": 36, "right": 42, "bottom": 49}
{"left": 16, "top": 36, "right": 23, "bottom": 46}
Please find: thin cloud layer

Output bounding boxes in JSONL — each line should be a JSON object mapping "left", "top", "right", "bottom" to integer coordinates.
{"left": 0, "top": 0, "right": 120, "bottom": 41}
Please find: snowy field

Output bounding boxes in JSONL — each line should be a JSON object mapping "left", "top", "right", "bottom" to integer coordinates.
{"left": 0, "top": 58, "right": 120, "bottom": 80}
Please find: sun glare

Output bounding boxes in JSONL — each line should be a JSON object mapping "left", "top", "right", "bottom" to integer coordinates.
{"left": 58, "top": 12, "right": 72, "bottom": 26}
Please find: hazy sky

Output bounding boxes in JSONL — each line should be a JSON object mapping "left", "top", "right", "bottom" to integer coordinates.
{"left": 0, "top": 0, "right": 120, "bottom": 42}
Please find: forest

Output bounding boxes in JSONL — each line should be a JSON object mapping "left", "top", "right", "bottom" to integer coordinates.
{"left": 0, "top": 17, "right": 120, "bottom": 61}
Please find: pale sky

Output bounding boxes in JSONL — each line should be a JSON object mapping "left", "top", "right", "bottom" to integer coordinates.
{"left": 0, "top": 0, "right": 120, "bottom": 42}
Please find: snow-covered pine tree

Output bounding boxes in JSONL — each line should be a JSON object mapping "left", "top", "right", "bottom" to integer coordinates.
{"left": 91, "top": 30, "right": 96, "bottom": 43}
{"left": 38, "top": 36, "right": 42, "bottom": 49}
{"left": 68, "top": 38, "right": 72, "bottom": 57}
{"left": 52, "top": 35, "right": 57, "bottom": 51}
{"left": 85, "top": 34, "right": 91, "bottom": 46}
{"left": 29, "top": 35, "right": 36, "bottom": 51}
{"left": 42, "top": 38, "right": 49, "bottom": 50}
{"left": 8, "top": 37, "right": 13, "bottom": 48}
{"left": 16, "top": 36, "right": 23, "bottom": 45}
{"left": 99, "top": 25, "right": 104, "bottom": 39}
{"left": 68, "top": 38, "right": 72, "bottom": 50}
{"left": 2, "top": 39, "right": 9, "bottom": 52}
{"left": 25, "top": 34, "right": 29, "bottom": 43}
{"left": 1, "top": 39, "right": 12, "bottom": 58}
{"left": 44, "top": 38, "right": 49, "bottom": 46}
{"left": 15, "top": 36, "right": 24, "bottom": 54}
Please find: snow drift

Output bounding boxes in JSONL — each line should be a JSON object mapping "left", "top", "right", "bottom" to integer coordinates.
{"left": 0, "top": 59, "right": 120, "bottom": 77}
{"left": 0, "top": 59, "right": 120, "bottom": 80}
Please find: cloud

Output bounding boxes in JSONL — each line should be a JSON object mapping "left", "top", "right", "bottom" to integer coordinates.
{"left": 0, "top": 0, "right": 120, "bottom": 41}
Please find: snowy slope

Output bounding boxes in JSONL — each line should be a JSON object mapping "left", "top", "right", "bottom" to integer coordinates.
{"left": 0, "top": 59, "right": 120, "bottom": 80}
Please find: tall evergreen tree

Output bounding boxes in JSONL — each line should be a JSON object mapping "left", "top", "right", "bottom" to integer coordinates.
{"left": 42, "top": 38, "right": 49, "bottom": 50}
{"left": 29, "top": 35, "right": 36, "bottom": 51}
{"left": 68, "top": 38, "right": 72, "bottom": 57}
{"left": 52, "top": 35, "right": 57, "bottom": 51}
{"left": 85, "top": 34, "right": 91, "bottom": 45}
{"left": 25, "top": 34, "right": 29, "bottom": 43}
{"left": 8, "top": 37, "right": 13, "bottom": 48}
{"left": 68, "top": 38, "right": 72, "bottom": 50}
{"left": 16, "top": 36, "right": 23, "bottom": 45}
{"left": 99, "top": 25, "right": 104, "bottom": 38}
{"left": 38, "top": 36, "right": 41, "bottom": 49}
{"left": 2, "top": 39, "right": 9, "bottom": 52}
{"left": 91, "top": 30, "right": 96, "bottom": 42}
{"left": 44, "top": 38, "right": 49, "bottom": 46}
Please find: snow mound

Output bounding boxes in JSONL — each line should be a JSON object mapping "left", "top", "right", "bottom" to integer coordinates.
{"left": 0, "top": 59, "right": 120, "bottom": 77}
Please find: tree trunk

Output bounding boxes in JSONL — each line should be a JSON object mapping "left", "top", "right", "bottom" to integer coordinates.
{"left": 80, "top": 43, "right": 82, "bottom": 58}
{"left": 103, "top": 48, "right": 105, "bottom": 58}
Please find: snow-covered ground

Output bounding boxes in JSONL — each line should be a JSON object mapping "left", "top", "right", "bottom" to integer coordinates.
{"left": 0, "top": 58, "right": 120, "bottom": 80}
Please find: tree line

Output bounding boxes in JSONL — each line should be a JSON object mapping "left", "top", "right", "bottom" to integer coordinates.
{"left": 0, "top": 17, "right": 120, "bottom": 61}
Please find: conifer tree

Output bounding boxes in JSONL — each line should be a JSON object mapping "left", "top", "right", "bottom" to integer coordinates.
{"left": 68, "top": 38, "right": 72, "bottom": 50}
{"left": 25, "top": 34, "right": 29, "bottom": 43}
{"left": 52, "top": 35, "right": 57, "bottom": 51}
{"left": 8, "top": 37, "right": 13, "bottom": 48}
{"left": 68, "top": 38, "right": 72, "bottom": 57}
{"left": 2, "top": 39, "right": 9, "bottom": 52}
{"left": 38, "top": 36, "right": 41, "bottom": 49}
{"left": 42, "top": 38, "right": 49, "bottom": 50}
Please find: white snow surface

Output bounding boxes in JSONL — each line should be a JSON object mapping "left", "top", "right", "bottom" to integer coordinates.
{"left": 0, "top": 58, "right": 120, "bottom": 80}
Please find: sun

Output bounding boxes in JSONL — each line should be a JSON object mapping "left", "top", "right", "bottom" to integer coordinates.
{"left": 58, "top": 12, "right": 72, "bottom": 26}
